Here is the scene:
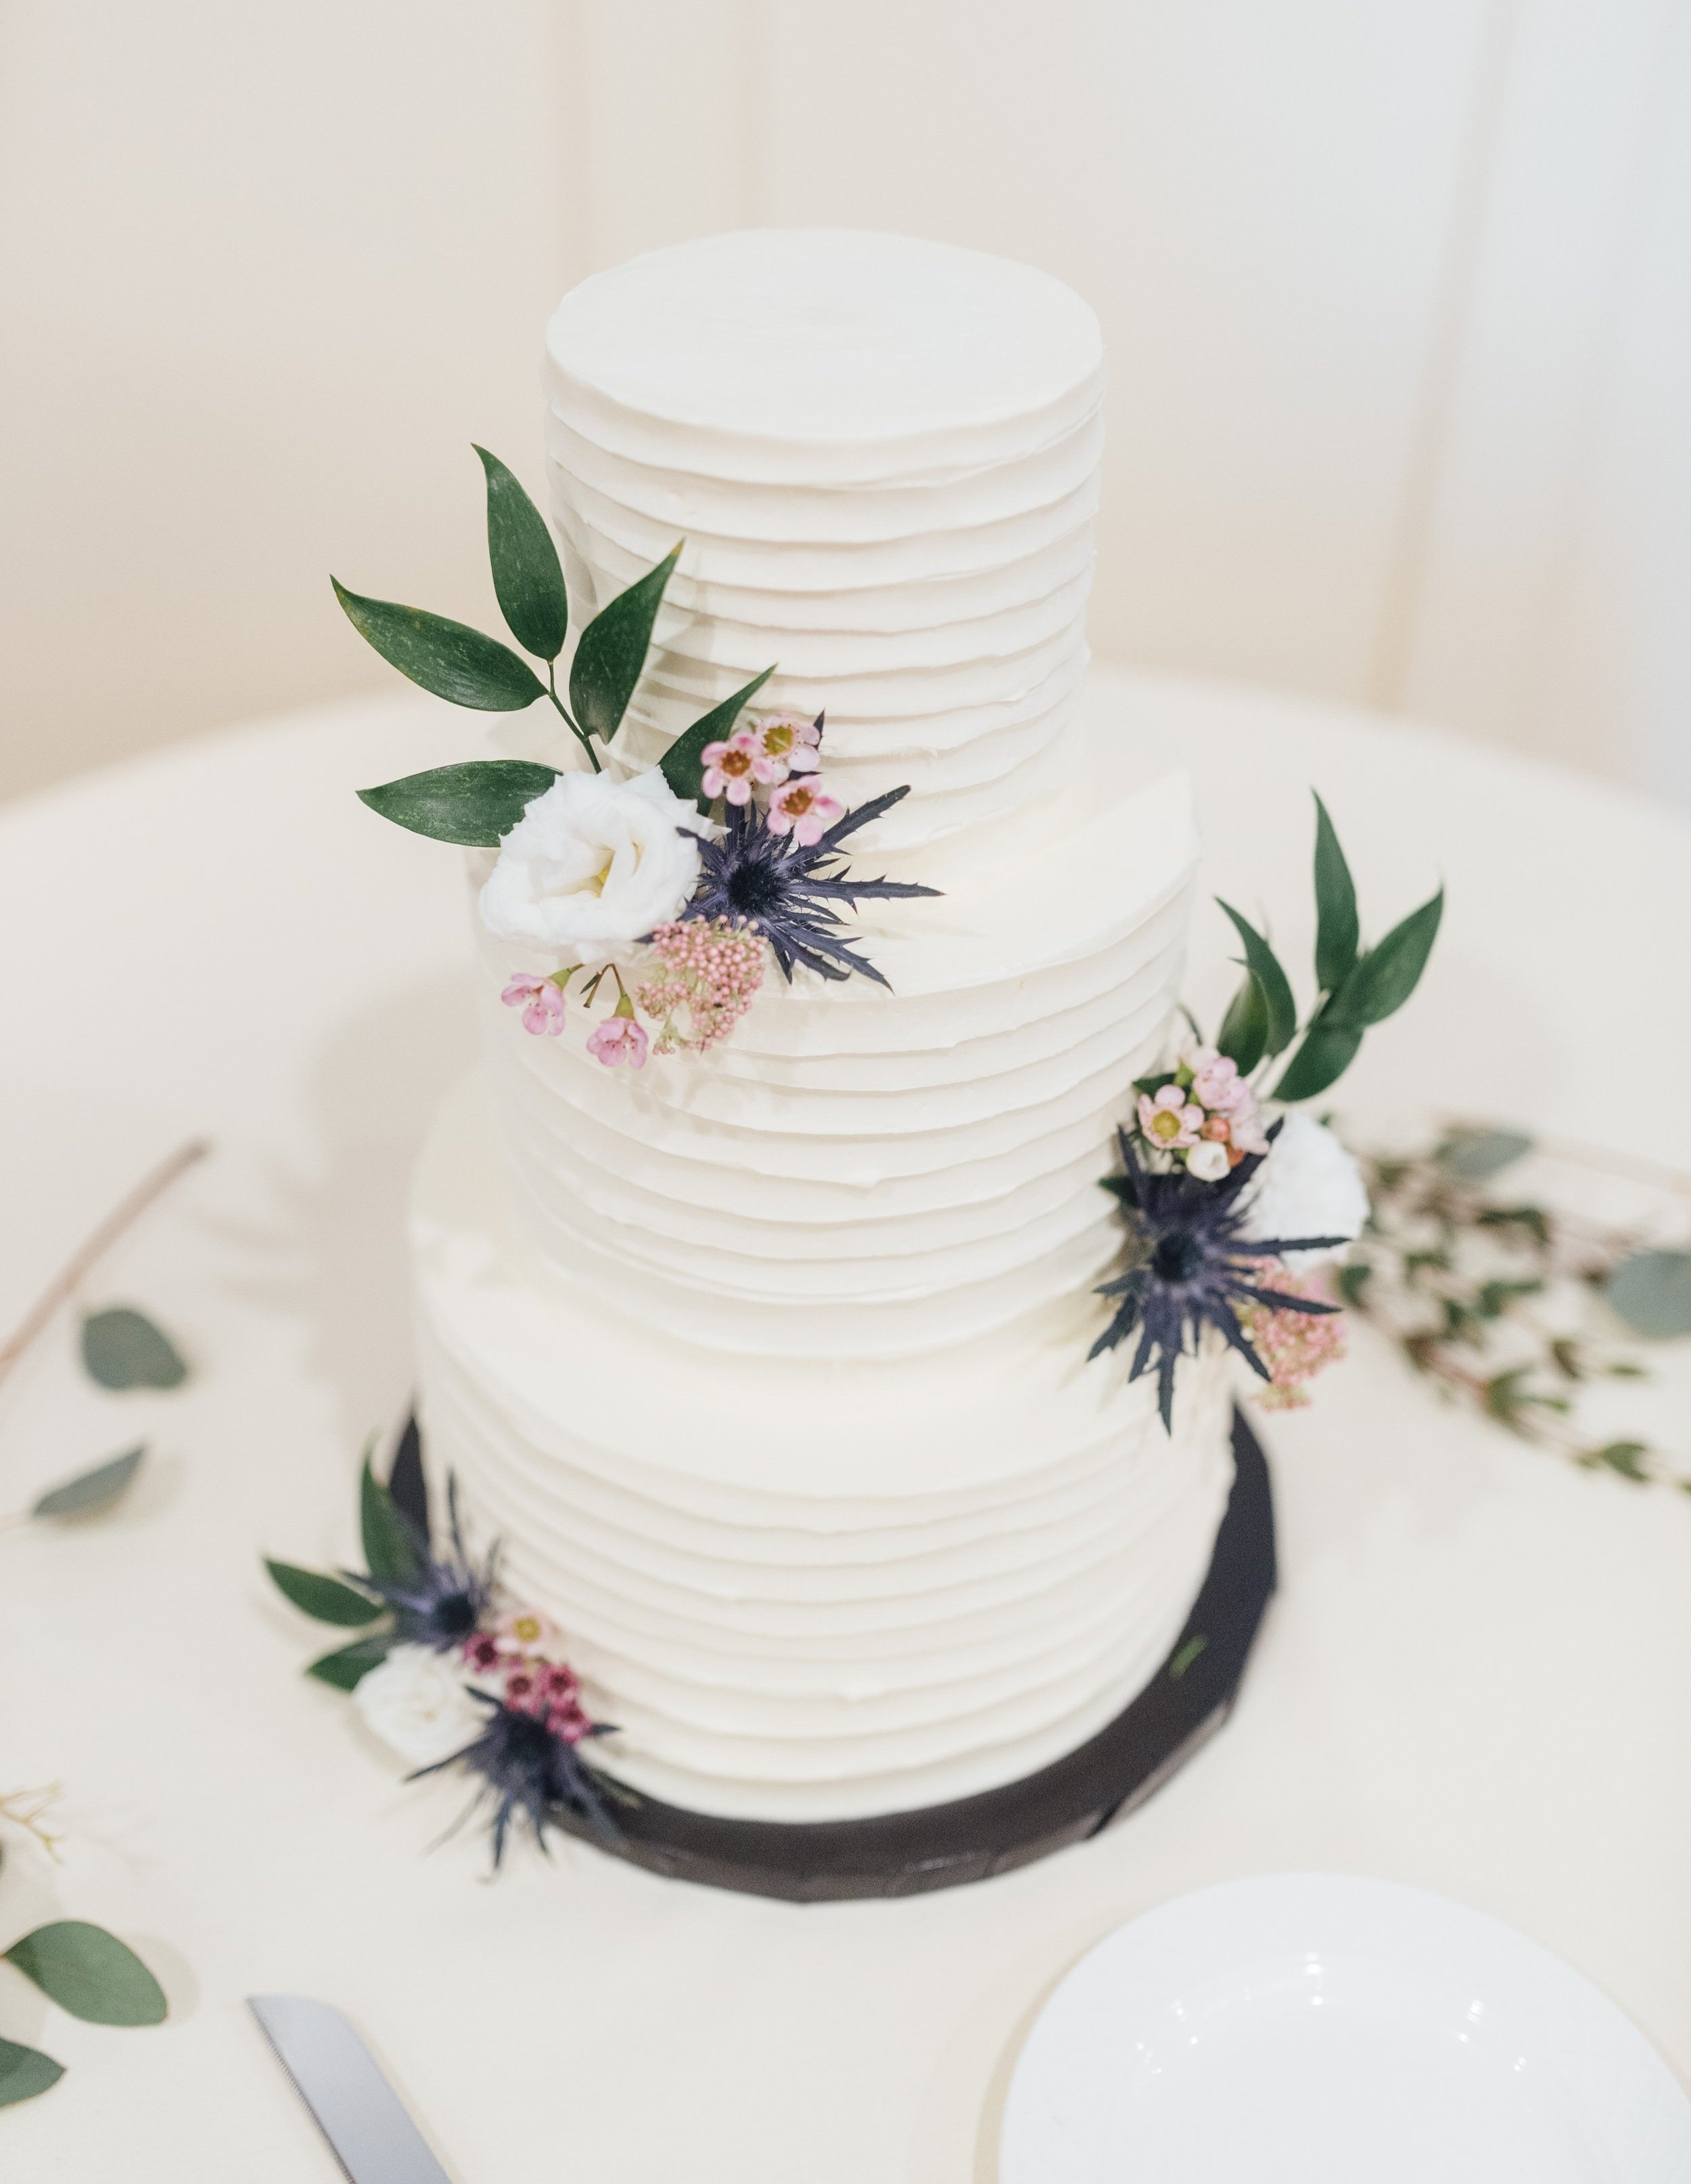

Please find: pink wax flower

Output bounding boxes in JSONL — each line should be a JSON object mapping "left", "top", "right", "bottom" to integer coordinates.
{"left": 749, "top": 710, "right": 823, "bottom": 781}
{"left": 503, "top": 1665, "right": 541, "bottom": 1711}
{"left": 539, "top": 1661, "right": 580, "bottom": 1702}
{"left": 1239, "top": 1268, "right": 1347, "bottom": 1408}
{"left": 492, "top": 1608, "right": 561, "bottom": 1658}
{"left": 586, "top": 1013, "right": 649, "bottom": 1070}
{"left": 500, "top": 971, "right": 565, "bottom": 1037}
{"left": 1192, "top": 1051, "right": 1245, "bottom": 1111}
{"left": 462, "top": 1631, "right": 504, "bottom": 1674}
{"left": 766, "top": 776, "right": 844, "bottom": 845}
{"left": 700, "top": 729, "right": 779, "bottom": 805}
{"left": 547, "top": 1695, "right": 593, "bottom": 1744}
{"left": 636, "top": 917, "right": 766, "bottom": 1055}
{"left": 1138, "top": 1084, "right": 1203, "bottom": 1150}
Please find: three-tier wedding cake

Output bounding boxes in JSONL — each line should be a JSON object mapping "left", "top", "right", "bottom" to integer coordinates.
{"left": 407, "top": 231, "right": 1237, "bottom": 1825}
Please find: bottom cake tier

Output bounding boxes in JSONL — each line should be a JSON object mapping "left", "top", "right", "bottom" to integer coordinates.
{"left": 412, "top": 1079, "right": 1239, "bottom": 1823}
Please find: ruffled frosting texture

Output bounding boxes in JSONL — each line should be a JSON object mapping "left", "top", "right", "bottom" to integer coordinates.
{"left": 413, "top": 232, "right": 1236, "bottom": 1821}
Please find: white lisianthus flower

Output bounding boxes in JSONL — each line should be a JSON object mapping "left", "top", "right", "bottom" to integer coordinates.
{"left": 1241, "top": 1111, "right": 1369, "bottom": 1270}
{"left": 478, "top": 767, "right": 701, "bottom": 967}
{"left": 352, "top": 1644, "right": 484, "bottom": 1768}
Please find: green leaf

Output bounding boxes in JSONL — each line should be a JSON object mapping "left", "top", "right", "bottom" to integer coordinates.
{"left": 0, "top": 2037, "right": 64, "bottom": 2108}
{"left": 1311, "top": 793, "right": 1360, "bottom": 992}
{"left": 357, "top": 760, "right": 558, "bottom": 847}
{"left": 331, "top": 580, "right": 545, "bottom": 710}
{"left": 1270, "top": 1016, "right": 1363, "bottom": 1102}
{"left": 1214, "top": 902, "right": 1297, "bottom": 1056}
{"left": 307, "top": 1631, "right": 394, "bottom": 1691}
{"left": 1436, "top": 1128, "right": 1535, "bottom": 1182}
{"left": 1335, "top": 1261, "right": 1373, "bottom": 1307}
{"left": 4, "top": 1923, "right": 166, "bottom": 2026}
{"left": 568, "top": 545, "right": 680, "bottom": 747}
{"left": 31, "top": 1445, "right": 145, "bottom": 1521}
{"left": 361, "top": 1455, "right": 422, "bottom": 1583}
{"left": 474, "top": 446, "right": 567, "bottom": 661}
{"left": 1215, "top": 973, "right": 1269, "bottom": 1076}
{"left": 659, "top": 665, "right": 779, "bottom": 808}
{"left": 80, "top": 1308, "right": 187, "bottom": 1391}
{"left": 1333, "top": 888, "right": 1444, "bottom": 1027}
{"left": 1604, "top": 1251, "right": 1691, "bottom": 1340}
{"left": 1593, "top": 1440, "right": 1650, "bottom": 1482}
{"left": 264, "top": 1560, "right": 381, "bottom": 1627}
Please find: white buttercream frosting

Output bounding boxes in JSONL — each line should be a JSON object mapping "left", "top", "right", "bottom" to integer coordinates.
{"left": 408, "top": 233, "right": 1238, "bottom": 1822}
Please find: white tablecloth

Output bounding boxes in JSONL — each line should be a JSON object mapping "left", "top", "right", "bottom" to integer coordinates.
{"left": 3, "top": 669, "right": 1689, "bottom": 2180}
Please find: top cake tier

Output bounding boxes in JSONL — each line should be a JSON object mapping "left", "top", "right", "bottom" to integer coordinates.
{"left": 542, "top": 231, "right": 1105, "bottom": 848}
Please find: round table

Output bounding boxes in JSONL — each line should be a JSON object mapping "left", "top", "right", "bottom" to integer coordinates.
{"left": 3, "top": 669, "right": 1688, "bottom": 2179}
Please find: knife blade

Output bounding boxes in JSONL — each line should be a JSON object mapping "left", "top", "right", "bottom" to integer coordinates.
{"left": 247, "top": 1994, "right": 455, "bottom": 2184}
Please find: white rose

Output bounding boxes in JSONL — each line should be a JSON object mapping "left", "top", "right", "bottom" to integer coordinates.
{"left": 1241, "top": 1111, "right": 1369, "bottom": 1270}
{"left": 352, "top": 1644, "right": 484, "bottom": 1768}
{"left": 478, "top": 767, "right": 701, "bottom": 967}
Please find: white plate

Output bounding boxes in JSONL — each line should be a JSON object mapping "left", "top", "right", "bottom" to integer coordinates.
{"left": 1001, "top": 1874, "right": 1691, "bottom": 2182}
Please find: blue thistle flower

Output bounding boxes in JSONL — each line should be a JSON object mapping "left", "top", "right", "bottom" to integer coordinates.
{"left": 348, "top": 1477, "right": 498, "bottom": 1652}
{"left": 1091, "top": 1123, "right": 1346, "bottom": 1430}
{"left": 413, "top": 1694, "right": 621, "bottom": 1868}
{"left": 682, "top": 786, "right": 940, "bottom": 987}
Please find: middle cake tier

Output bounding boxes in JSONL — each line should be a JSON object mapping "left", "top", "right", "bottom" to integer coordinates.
{"left": 473, "top": 707, "right": 1196, "bottom": 1360}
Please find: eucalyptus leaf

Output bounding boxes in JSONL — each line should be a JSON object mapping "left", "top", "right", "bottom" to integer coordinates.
{"left": 1215, "top": 973, "right": 1269, "bottom": 1076}
{"left": 1604, "top": 1251, "right": 1691, "bottom": 1340}
{"left": 1271, "top": 1016, "right": 1364, "bottom": 1103}
{"left": 1311, "top": 793, "right": 1359, "bottom": 992}
{"left": 386, "top": 1416, "right": 430, "bottom": 1545}
{"left": 4, "top": 1922, "right": 166, "bottom": 2027}
{"left": 568, "top": 545, "right": 681, "bottom": 747}
{"left": 660, "top": 664, "right": 779, "bottom": 808}
{"left": 475, "top": 446, "right": 567, "bottom": 661}
{"left": 357, "top": 760, "right": 558, "bottom": 847}
{"left": 80, "top": 1308, "right": 186, "bottom": 1391}
{"left": 264, "top": 1560, "right": 381, "bottom": 1627}
{"left": 1333, "top": 888, "right": 1444, "bottom": 1027}
{"left": 331, "top": 580, "right": 545, "bottom": 710}
{"left": 31, "top": 1445, "right": 145, "bottom": 1522}
{"left": 1214, "top": 902, "right": 1297, "bottom": 1056}
{"left": 1593, "top": 1440, "right": 1650, "bottom": 1482}
{"left": 307, "top": 1631, "right": 395, "bottom": 1691}
{"left": 361, "top": 1455, "right": 423, "bottom": 1583}
{"left": 0, "top": 2037, "right": 64, "bottom": 2108}
{"left": 1435, "top": 1128, "right": 1535, "bottom": 1182}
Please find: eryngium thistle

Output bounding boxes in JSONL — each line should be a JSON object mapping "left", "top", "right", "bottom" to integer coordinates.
{"left": 682, "top": 787, "right": 939, "bottom": 987}
{"left": 1091, "top": 1125, "right": 1346, "bottom": 1430}
{"left": 352, "top": 1476, "right": 498, "bottom": 1652}
{"left": 415, "top": 1694, "right": 620, "bottom": 1867}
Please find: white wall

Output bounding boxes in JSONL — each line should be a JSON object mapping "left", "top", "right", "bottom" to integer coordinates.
{"left": 3, "top": 0, "right": 1688, "bottom": 806}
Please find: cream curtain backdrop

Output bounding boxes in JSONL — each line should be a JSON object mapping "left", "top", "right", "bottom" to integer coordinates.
{"left": 2, "top": 0, "right": 1688, "bottom": 805}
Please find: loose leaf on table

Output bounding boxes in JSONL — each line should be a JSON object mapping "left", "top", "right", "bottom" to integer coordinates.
{"left": 264, "top": 1560, "right": 382, "bottom": 1627}
{"left": 80, "top": 1309, "right": 187, "bottom": 1392}
{"left": 661, "top": 665, "right": 779, "bottom": 808}
{"left": 361, "top": 1454, "right": 423, "bottom": 1583}
{"left": 1214, "top": 972, "right": 1270, "bottom": 1077}
{"left": 331, "top": 581, "right": 545, "bottom": 711}
{"left": 1330, "top": 889, "right": 1444, "bottom": 1027}
{"left": 3, "top": 1922, "right": 166, "bottom": 2026}
{"left": 1604, "top": 1251, "right": 1691, "bottom": 1340}
{"left": 386, "top": 1416, "right": 431, "bottom": 1545}
{"left": 1434, "top": 1127, "right": 1535, "bottom": 1182}
{"left": 1311, "top": 792, "right": 1359, "bottom": 993}
{"left": 1592, "top": 1439, "right": 1651, "bottom": 1482}
{"left": 1213, "top": 902, "right": 1297, "bottom": 1058}
{"left": 31, "top": 1445, "right": 145, "bottom": 1521}
{"left": 1270, "top": 1015, "right": 1364, "bottom": 1103}
{"left": 0, "top": 2037, "right": 64, "bottom": 2108}
{"left": 307, "top": 1631, "right": 395, "bottom": 1691}
{"left": 568, "top": 545, "right": 681, "bottom": 748}
{"left": 357, "top": 760, "right": 558, "bottom": 847}
{"left": 475, "top": 446, "right": 567, "bottom": 662}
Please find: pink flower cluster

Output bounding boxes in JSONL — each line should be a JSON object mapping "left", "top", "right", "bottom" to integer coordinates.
{"left": 636, "top": 916, "right": 766, "bottom": 1054}
{"left": 463, "top": 1611, "right": 594, "bottom": 1744}
{"left": 1135, "top": 1043, "right": 1271, "bottom": 1182}
{"left": 1237, "top": 1267, "right": 1347, "bottom": 1408}
{"left": 700, "top": 711, "right": 842, "bottom": 845}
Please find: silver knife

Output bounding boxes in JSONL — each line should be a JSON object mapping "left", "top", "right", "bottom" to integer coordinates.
{"left": 248, "top": 1994, "right": 455, "bottom": 2184}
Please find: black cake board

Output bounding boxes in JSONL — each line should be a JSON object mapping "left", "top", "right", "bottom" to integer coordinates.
{"left": 518, "top": 1408, "right": 1277, "bottom": 1903}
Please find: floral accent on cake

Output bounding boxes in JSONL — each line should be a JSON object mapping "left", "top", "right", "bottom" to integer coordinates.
{"left": 335, "top": 455, "right": 939, "bottom": 1063}
{"left": 262, "top": 1443, "right": 622, "bottom": 1869}
{"left": 1093, "top": 792, "right": 1443, "bottom": 1427}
